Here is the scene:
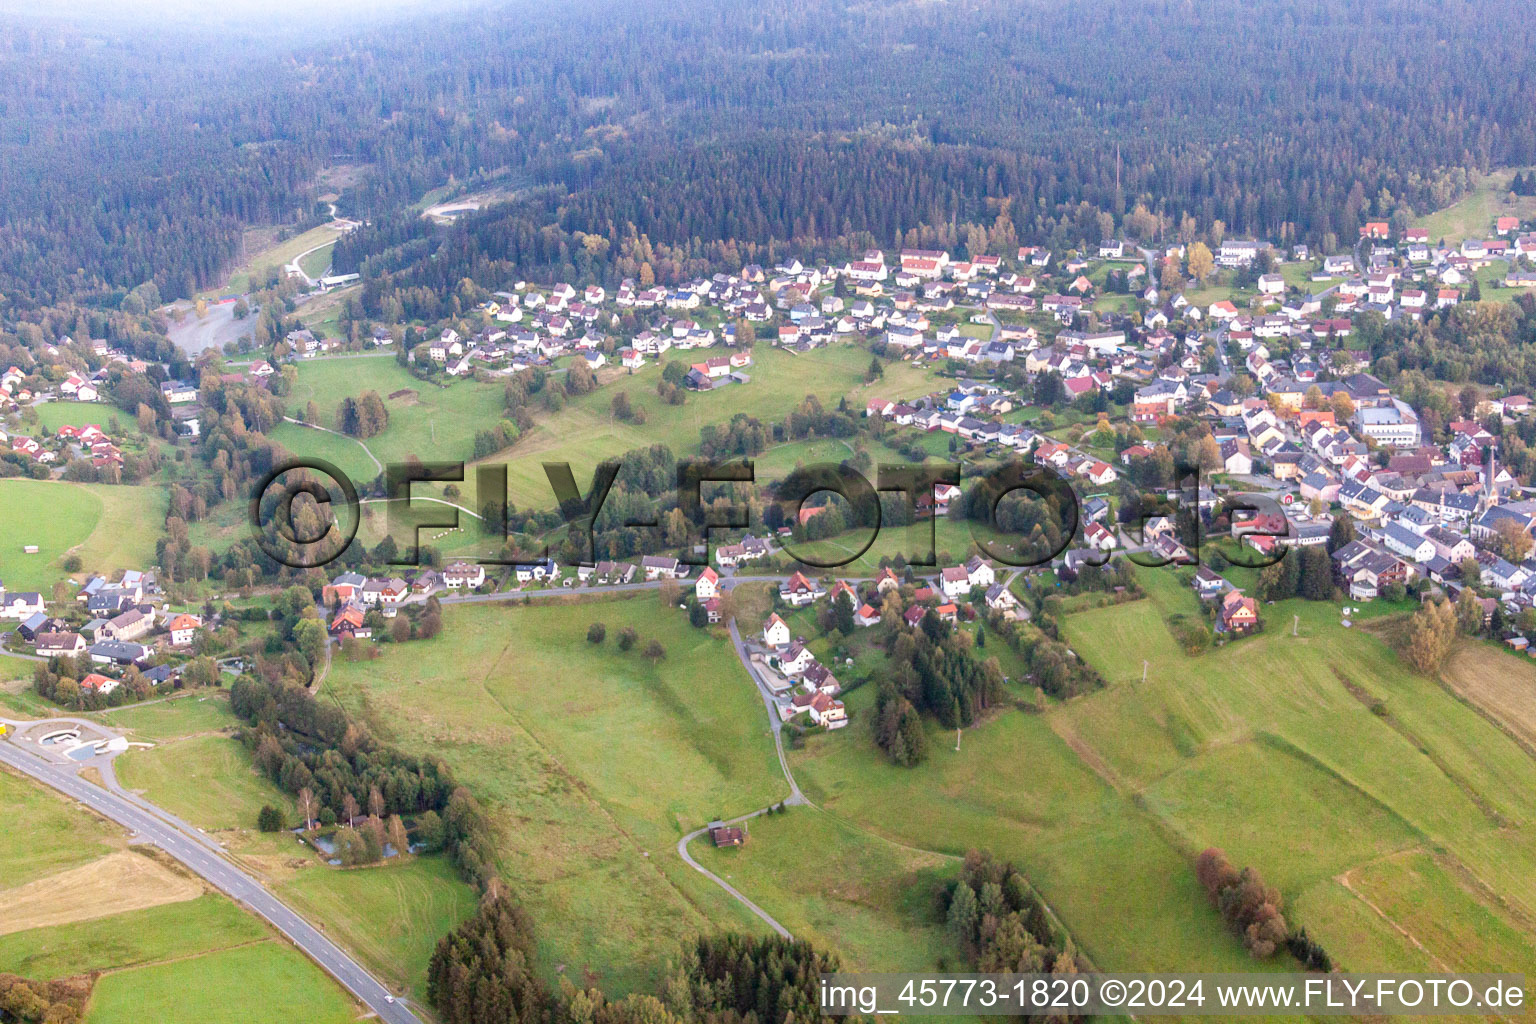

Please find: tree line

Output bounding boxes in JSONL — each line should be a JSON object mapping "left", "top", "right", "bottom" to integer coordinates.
{"left": 428, "top": 893, "right": 852, "bottom": 1024}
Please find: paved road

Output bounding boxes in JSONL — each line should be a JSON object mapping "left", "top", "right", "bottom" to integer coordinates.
{"left": 0, "top": 735, "right": 422, "bottom": 1024}
{"left": 724, "top": 613, "right": 805, "bottom": 806}
{"left": 676, "top": 809, "right": 791, "bottom": 938}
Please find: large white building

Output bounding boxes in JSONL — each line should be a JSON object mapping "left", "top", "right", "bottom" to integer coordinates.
{"left": 1355, "top": 399, "right": 1421, "bottom": 448}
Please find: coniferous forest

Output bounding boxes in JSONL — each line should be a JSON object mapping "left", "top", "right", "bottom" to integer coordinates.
{"left": 2, "top": 0, "right": 1536, "bottom": 317}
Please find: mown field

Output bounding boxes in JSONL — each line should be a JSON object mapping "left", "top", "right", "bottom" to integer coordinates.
{"left": 84, "top": 941, "right": 359, "bottom": 1024}
{"left": 321, "top": 594, "right": 788, "bottom": 993}
{"left": 1439, "top": 639, "right": 1536, "bottom": 752}
{"left": 30, "top": 402, "right": 134, "bottom": 435}
{"left": 0, "top": 765, "right": 361, "bottom": 1024}
{"left": 0, "top": 479, "right": 166, "bottom": 590}
{"left": 0, "top": 894, "right": 264, "bottom": 980}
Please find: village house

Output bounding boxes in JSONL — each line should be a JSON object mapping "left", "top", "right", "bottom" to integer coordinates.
{"left": 1216, "top": 590, "right": 1260, "bottom": 634}
{"left": 443, "top": 562, "right": 487, "bottom": 589}
{"left": 0, "top": 591, "right": 45, "bottom": 620}
{"left": 640, "top": 555, "right": 688, "bottom": 581}
{"left": 778, "top": 571, "right": 824, "bottom": 607}
{"left": 34, "top": 631, "right": 86, "bottom": 657}
{"left": 777, "top": 643, "right": 816, "bottom": 677}
{"left": 762, "top": 613, "right": 791, "bottom": 648}
{"left": 166, "top": 614, "right": 201, "bottom": 647}
{"left": 513, "top": 558, "right": 559, "bottom": 584}
{"left": 362, "top": 577, "right": 409, "bottom": 606}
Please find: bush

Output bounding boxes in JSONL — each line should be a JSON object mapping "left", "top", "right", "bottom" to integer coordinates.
{"left": 586, "top": 622, "right": 606, "bottom": 644}
{"left": 257, "top": 804, "right": 286, "bottom": 832}
{"left": 617, "top": 626, "right": 638, "bottom": 651}
{"left": 62, "top": 554, "right": 83, "bottom": 573}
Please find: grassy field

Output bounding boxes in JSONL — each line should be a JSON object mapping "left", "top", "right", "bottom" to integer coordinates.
{"left": 95, "top": 692, "right": 242, "bottom": 741}
{"left": 0, "top": 767, "right": 121, "bottom": 888}
{"left": 0, "top": 479, "right": 166, "bottom": 590}
{"left": 775, "top": 559, "right": 1536, "bottom": 985}
{"left": 1279, "top": 260, "right": 1328, "bottom": 288}
{"left": 0, "top": 478, "right": 103, "bottom": 590}
{"left": 785, "top": 516, "right": 1018, "bottom": 574}
{"left": 690, "top": 806, "right": 957, "bottom": 973}
{"left": 1415, "top": 166, "right": 1536, "bottom": 244}
{"left": 788, "top": 687, "right": 1268, "bottom": 975}
{"left": 0, "top": 734, "right": 362, "bottom": 1024}
{"left": 115, "top": 733, "right": 296, "bottom": 833}
{"left": 1438, "top": 639, "right": 1536, "bottom": 752}
{"left": 751, "top": 437, "right": 864, "bottom": 483}
{"left": 298, "top": 241, "right": 335, "bottom": 279}
{"left": 279, "top": 356, "right": 505, "bottom": 471}
{"left": 0, "top": 894, "right": 265, "bottom": 980}
{"left": 0, "top": 848, "right": 205, "bottom": 937}
{"left": 277, "top": 855, "right": 476, "bottom": 1000}
{"left": 1048, "top": 566, "right": 1536, "bottom": 975}
{"left": 83, "top": 940, "right": 360, "bottom": 1024}
{"left": 69, "top": 690, "right": 469, "bottom": 1002}
{"left": 321, "top": 595, "right": 786, "bottom": 992}
{"left": 267, "top": 419, "right": 380, "bottom": 483}
{"left": 462, "top": 344, "right": 941, "bottom": 510}
{"left": 1182, "top": 278, "right": 1241, "bottom": 308}
{"left": 1341, "top": 849, "right": 1536, "bottom": 975}
{"left": 31, "top": 402, "right": 133, "bottom": 435}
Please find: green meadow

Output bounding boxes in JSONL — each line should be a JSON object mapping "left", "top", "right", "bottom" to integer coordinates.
{"left": 0, "top": 766, "right": 359, "bottom": 1024}
{"left": 276, "top": 855, "right": 477, "bottom": 1000}
{"left": 0, "top": 767, "right": 120, "bottom": 887}
{"left": 320, "top": 594, "right": 786, "bottom": 993}
{"left": 115, "top": 732, "right": 296, "bottom": 833}
{"left": 1051, "top": 566, "right": 1536, "bottom": 975}
{"left": 0, "top": 479, "right": 166, "bottom": 590}
{"left": 83, "top": 940, "right": 359, "bottom": 1024}
{"left": 0, "top": 895, "right": 265, "bottom": 980}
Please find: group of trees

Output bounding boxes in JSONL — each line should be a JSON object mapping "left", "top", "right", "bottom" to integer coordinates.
{"left": 880, "top": 609, "right": 1006, "bottom": 729}
{"left": 0, "top": 973, "right": 87, "bottom": 1024}
{"left": 229, "top": 670, "right": 499, "bottom": 890}
{"left": 1193, "top": 848, "right": 1291, "bottom": 959}
{"left": 336, "top": 391, "right": 389, "bottom": 438}
{"left": 583, "top": 620, "right": 666, "bottom": 663}
{"left": 946, "top": 850, "right": 1086, "bottom": 982}
{"left": 1402, "top": 594, "right": 1480, "bottom": 674}
{"left": 871, "top": 679, "right": 928, "bottom": 766}
{"left": 1255, "top": 544, "right": 1337, "bottom": 603}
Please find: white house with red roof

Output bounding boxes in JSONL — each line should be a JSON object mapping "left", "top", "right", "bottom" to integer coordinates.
{"left": 762, "top": 613, "right": 791, "bottom": 648}
{"left": 166, "top": 614, "right": 202, "bottom": 647}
